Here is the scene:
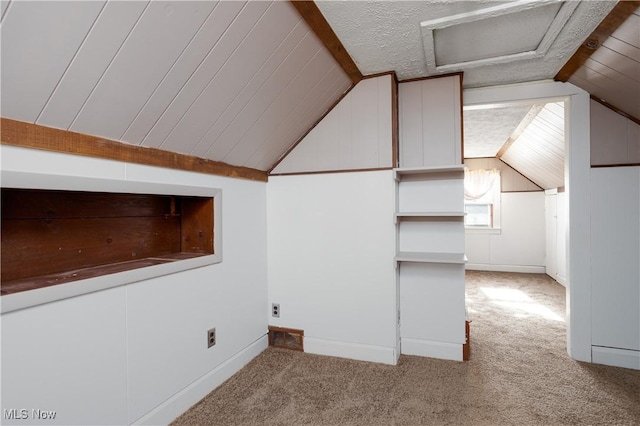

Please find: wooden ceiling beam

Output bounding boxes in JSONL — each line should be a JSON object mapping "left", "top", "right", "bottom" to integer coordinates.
{"left": 555, "top": 1, "right": 640, "bottom": 82}
{"left": 290, "top": 0, "right": 362, "bottom": 84}
{"left": 0, "top": 118, "right": 268, "bottom": 182}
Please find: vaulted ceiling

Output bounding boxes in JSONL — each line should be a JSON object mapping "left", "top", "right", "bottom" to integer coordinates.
{"left": 1, "top": 0, "right": 352, "bottom": 172}
{"left": 1, "top": 1, "right": 638, "bottom": 176}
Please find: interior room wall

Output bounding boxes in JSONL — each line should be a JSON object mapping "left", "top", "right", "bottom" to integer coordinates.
{"left": 590, "top": 100, "right": 640, "bottom": 166}
{"left": 267, "top": 74, "right": 397, "bottom": 364}
{"left": 0, "top": 146, "right": 269, "bottom": 425}
{"left": 464, "top": 159, "right": 545, "bottom": 273}
{"left": 588, "top": 100, "right": 640, "bottom": 370}
{"left": 465, "top": 191, "right": 546, "bottom": 273}
{"left": 267, "top": 171, "right": 397, "bottom": 364}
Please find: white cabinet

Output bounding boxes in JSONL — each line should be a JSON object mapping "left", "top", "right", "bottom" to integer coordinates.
{"left": 395, "top": 166, "right": 467, "bottom": 361}
{"left": 398, "top": 76, "right": 462, "bottom": 167}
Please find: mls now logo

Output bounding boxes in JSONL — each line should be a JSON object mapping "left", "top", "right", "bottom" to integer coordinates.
{"left": 4, "top": 408, "right": 57, "bottom": 420}
{"left": 3, "top": 409, "right": 28, "bottom": 420}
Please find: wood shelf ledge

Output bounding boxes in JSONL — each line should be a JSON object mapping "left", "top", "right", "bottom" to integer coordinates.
{"left": 1, "top": 253, "right": 207, "bottom": 296}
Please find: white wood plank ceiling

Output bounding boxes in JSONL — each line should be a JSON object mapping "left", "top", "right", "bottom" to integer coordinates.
{"left": 500, "top": 102, "right": 565, "bottom": 190}
{"left": 0, "top": 1, "right": 352, "bottom": 171}
{"left": 463, "top": 101, "right": 565, "bottom": 190}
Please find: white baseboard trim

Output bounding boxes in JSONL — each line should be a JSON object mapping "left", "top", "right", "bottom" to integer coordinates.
{"left": 466, "top": 263, "right": 546, "bottom": 274}
{"left": 401, "top": 338, "right": 462, "bottom": 362}
{"left": 133, "top": 335, "right": 268, "bottom": 425}
{"left": 304, "top": 337, "right": 397, "bottom": 365}
{"left": 545, "top": 272, "right": 567, "bottom": 287}
{"left": 592, "top": 346, "right": 640, "bottom": 370}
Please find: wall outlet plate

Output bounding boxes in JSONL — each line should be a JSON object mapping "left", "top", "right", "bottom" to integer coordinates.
{"left": 272, "top": 303, "right": 280, "bottom": 318}
{"left": 207, "top": 327, "right": 216, "bottom": 348}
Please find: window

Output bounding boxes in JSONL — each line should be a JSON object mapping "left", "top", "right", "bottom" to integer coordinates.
{"left": 465, "top": 203, "right": 492, "bottom": 227}
{"left": 464, "top": 168, "right": 501, "bottom": 229}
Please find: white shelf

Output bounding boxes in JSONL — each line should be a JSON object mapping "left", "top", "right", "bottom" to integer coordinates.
{"left": 395, "top": 251, "right": 467, "bottom": 265}
{"left": 394, "top": 165, "right": 464, "bottom": 181}
{"left": 395, "top": 212, "right": 464, "bottom": 223}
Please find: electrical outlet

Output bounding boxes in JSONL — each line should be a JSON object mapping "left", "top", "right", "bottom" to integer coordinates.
{"left": 272, "top": 303, "right": 280, "bottom": 318}
{"left": 207, "top": 327, "right": 216, "bottom": 348}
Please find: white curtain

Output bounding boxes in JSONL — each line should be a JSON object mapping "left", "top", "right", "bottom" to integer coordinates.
{"left": 465, "top": 169, "right": 500, "bottom": 200}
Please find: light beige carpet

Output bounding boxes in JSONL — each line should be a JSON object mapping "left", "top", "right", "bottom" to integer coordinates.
{"left": 172, "top": 271, "right": 640, "bottom": 425}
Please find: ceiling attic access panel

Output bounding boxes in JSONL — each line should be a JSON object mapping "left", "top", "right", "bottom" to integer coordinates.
{"left": 420, "top": 1, "right": 579, "bottom": 73}
{"left": 1, "top": 187, "right": 215, "bottom": 296}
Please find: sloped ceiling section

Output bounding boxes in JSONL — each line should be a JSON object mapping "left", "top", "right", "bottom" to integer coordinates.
{"left": 463, "top": 101, "right": 565, "bottom": 190}
{"left": 500, "top": 102, "right": 565, "bottom": 190}
{"left": 566, "top": 5, "right": 640, "bottom": 122}
{"left": 463, "top": 105, "right": 532, "bottom": 159}
{"left": 0, "top": 0, "right": 352, "bottom": 171}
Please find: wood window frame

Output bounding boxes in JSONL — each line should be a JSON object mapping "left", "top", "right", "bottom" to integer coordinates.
{"left": 1, "top": 170, "right": 222, "bottom": 314}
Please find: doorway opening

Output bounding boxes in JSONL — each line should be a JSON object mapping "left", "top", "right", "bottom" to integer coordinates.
{"left": 462, "top": 95, "right": 570, "bottom": 357}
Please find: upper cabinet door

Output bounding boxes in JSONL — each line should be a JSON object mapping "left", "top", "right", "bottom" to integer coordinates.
{"left": 399, "top": 74, "right": 463, "bottom": 168}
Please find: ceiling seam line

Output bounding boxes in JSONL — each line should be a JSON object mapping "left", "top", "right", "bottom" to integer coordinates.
{"left": 118, "top": 1, "right": 221, "bottom": 142}
{"left": 136, "top": 1, "right": 248, "bottom": 149}
{"left": 155, "top": 0, "right": 272, "bottom": 151}
{"left": 256, "top": 65, "right": 348, "bottom": 170}
{"left": 221, "top": 48, "right": 329, "bottom": 164}
{"left": 268, "top": 72, "right": 355, "bottom": 174}
{"left": 242, "top": 63, "right": 343, "bottom": 168}
{"left": 1, "top": 0, "right": 13, "bottom": 23}
{"left": 34, "top": 1, "right": 108, "bottom": 126}
{"left": 189, "top": 19, "right": 305, "bottom": 158}
{"left": 202, "top": 42, "right": 325, "bottom": 160}
{"left": 66, "top": 1, "right": 152, "bottom": 132}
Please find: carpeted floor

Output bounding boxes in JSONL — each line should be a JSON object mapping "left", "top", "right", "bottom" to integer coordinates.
{"left": 172, "top": 271, "right": 640, "bottom": 425}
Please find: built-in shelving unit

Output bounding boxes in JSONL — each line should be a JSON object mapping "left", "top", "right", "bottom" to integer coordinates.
{"left": 396, "top": 74, "right": 466, "bottom": 362}
{"left": 395, "top": 164, "right": 467, "bottom": 361}
{"left": 395, "top": 165, "right": 466, "bottom": 263}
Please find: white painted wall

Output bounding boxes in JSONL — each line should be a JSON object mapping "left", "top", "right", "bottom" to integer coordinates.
{"left": 545, "top": 190, "right": 567, "bottom": 286}
{"left": 588, "top": 100, "right": 640, "bottom": 370}
{"left": 556, "top": 192, "right": 567, "bottom": 284}
{"left": 590, "top": 100, "right": 640, "bottom": 166}
{"left": 267, "top": 171, "right": 397, "bottom": 364}
{"left": 466, "top": 192, "right": 546, "bottom": 273}
{"left": 272, "top": 74, "right": 393, "bottom": 174}
{"left": 1, "top": 146, "right": 268, "bottom": 425}
{"left": 590, "top": 166, "right": 640, "bottom": 368}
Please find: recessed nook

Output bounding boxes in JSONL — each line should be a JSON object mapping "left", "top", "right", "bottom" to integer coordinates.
{"left": 0, "top": 170, "right": 221, "bottom": 313}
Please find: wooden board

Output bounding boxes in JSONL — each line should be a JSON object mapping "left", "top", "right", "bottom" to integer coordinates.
{"left": 1, "top": 188, "right": 214, "bottom": 286}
